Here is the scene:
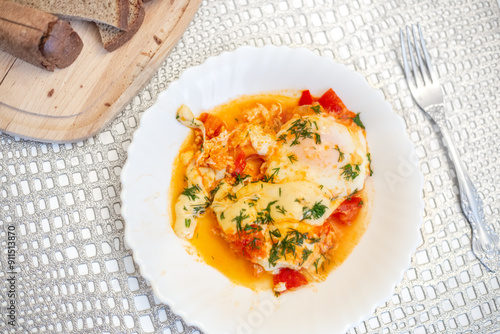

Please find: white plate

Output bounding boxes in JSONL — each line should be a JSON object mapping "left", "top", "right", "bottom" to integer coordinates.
{"left": 121, "top": 46, "right": 424, "bottom": 334}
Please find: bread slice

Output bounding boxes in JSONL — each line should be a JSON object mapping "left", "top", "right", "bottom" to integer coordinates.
{"left": 0, "top": 1, "right": 83, "bottom": 71}
{"left": 97, "top": 0, "right": 145, "bottom": 52}
{"left": 7, "top": 0, "right": 130, "bottom": 29}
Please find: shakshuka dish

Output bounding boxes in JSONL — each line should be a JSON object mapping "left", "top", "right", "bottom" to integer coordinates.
{"left": 170, "top": 88, "right": 374, "bottom": 295}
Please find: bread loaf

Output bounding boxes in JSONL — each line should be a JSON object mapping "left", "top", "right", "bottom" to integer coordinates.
{"left": 97, "top": 0, "right": 145, "bottom": 52}
{"left": 7, "top": 0, "right": 130, "bottom": 30}
{"left": 0, "top": 1, "right": 83, "bottom": 71}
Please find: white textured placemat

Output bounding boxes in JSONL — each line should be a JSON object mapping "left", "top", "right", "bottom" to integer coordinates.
{"left": 1, "top": 0, "right": 499, "bottom": 333}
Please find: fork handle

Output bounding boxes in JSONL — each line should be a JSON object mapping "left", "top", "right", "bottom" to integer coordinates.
{"left": 435, "top": 108, "right": 498, "bottom": 270}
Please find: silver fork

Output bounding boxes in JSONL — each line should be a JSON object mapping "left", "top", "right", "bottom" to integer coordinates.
{"left": 400, "top": 23, "right": 499, "bottom": 272}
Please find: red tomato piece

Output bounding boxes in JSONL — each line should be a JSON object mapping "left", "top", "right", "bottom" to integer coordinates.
{"left": 199, "top": 112, "right": 225, "bottom": 139}
{"left": 273, "top": 268, "right": 308, "bottom": 292}
{"left": 226, "top": 228, "right": 266, "bottom": 260}
{"left": 298, "top": 90, "right": 314, "bottom": 106}
{"left": 233, "top": 151, "right": 246, "bottom": 175}
{"left": 318, "top": 88, "right": 345, "bottom": 114}
{"left": 331, "top": 196, "right": 363, "bottom": 225}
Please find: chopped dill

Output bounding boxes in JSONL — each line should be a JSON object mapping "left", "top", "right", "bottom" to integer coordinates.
{"left": 255, "top": 200, "right": 278, "bottom": 225}
{"left": 276, "top": 205, "right": 287, "bottom": 215}
{"left": 280, "top": 117, "right": 322, "bottom": 147}
{"left": 263, "top": 167, "right": 280, "bottom": 183}
{"left": 311, "top": 105, "right": 322, "bottom": 114}
{"left": 300, "top": 248, "right": 313, "bottom": 265}
{"left": 302, "top": 201, "right": 328, "bottom": 220}
{"left": 351, "top": 112, "right": 365, "bottom": 129}
{"left": 340, "top": 163, "right": 361, "bottom": 181}
{"left": 181, "top": 184, "right": 201, "bottom": 201}
{"left": 367, "top": 153, "right": 373, "bottom": 176}
{"left": 334, "top": 145, "right": 344, "bottom": 162}
{"left": 287, "top": 154, "right": 298, "bottom": 164}
{"left": 313, "top": 258, "right": 321, "bottom": 274}
{"left": 191, "top": 197, "right": 210, "bottom": 215}
{"left": 234, "top": 173, "right": 250, "bottom": 185}
{"left": 244, "top": 224, "right": 263, "bottom": 233}
{"left": 232, "top": 209, "right": 249, "bottom": 233}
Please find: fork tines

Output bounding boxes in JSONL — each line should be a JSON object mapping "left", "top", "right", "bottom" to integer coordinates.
{"left": 400, "top": 23, "right": 435, "bottom": 87}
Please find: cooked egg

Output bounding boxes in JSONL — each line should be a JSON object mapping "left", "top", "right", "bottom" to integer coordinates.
{"left": 210, "top": 180, "right": 331, "bottom": 271}
{"left": 211, "top": 181, "right": 337, "bottom": 234}
{"left": 173, "top": 161, "right": 211, "bottom": 239}
{"left": 265, "top": 114, "right": 369, "bottom": 205}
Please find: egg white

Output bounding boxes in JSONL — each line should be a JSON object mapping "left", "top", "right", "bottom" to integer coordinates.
{"left": 265, "top": 114, "right": 369, "bottom": 204}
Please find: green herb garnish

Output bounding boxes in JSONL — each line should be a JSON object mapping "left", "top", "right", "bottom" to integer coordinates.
{"left": 181, "top": 184, "right": 201, "bottom": 201}
{"left": 244, "top": 224, "right": 263, "bottom": 233}
{"left": 367, "top": 153, "right": 373, "bottom": 176}
{"left": 351, "top": 113, "right": 365, "bottom": 129}
{"left": 287, "top": 154, "right": 298, "bottom": 164}
{"left": 191, "top": 197, "right": 210, "bottom": 215}
{"left": 249, "top": 237, "right": 261, "bottom": 250}
{"left": 340, "top": 163, "right": 361, "bottom": 181}
{"left": 276, "top": 205, "right": 287, "bottom": 215}
{"left": 334, "top": 145, "right": 344, "bottom": 162}
{"left": 281, "top": 117, "right": 322, "bottom": 147}
{"left": 255, "top": 200, "right": 278, "bottom": 225}
{"left": 263, "top": 168, "right": 280, "bottom": 183}
{"left": 302, "top": 201, "right": 328, "bottom": 220}
{"left": 267, "top": 228, "right": 312, "bottom": 267}
{"left": 308, "top": 237, "right": 321, "bottom": 244}
{"left": 210, "top": 182, "right": 223, "bottom": 199}
{"left": 311, "top": 105, "right": 322, "bottom": 114}
{"left": 346, "top": 188, "right": 358, "bottom": 201}
{"left": 269, "top": 229, "right": 282, "bottom": 239}
{"left": 224, "top": 192, "right": 238, "bottom": 201}
{"left": 300, "top": 248, "right": 313, "bottom": 265}
{"left": 314, "top": 133, "right": 322, "bottom": 144}
{"left": 232, "top": 209, "right": 250, "bottom": 233}
{"left": 313, "top": 258, "right": 321, "bottom": 274}
{"left": 234, "top": 173, "right": 250, "bottom": 185}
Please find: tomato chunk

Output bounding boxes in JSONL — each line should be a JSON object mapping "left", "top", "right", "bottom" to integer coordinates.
{"left": 233, "top": 151, "right": 246, "bottom": 175}
{"left": 318, "top": 88, "right": 345, "bottom": 113}
{"left": 298, "top": 90, "right": 314, "bottom": 106}
{"left": 199, "top": 112, "right": 225, "bottom": 139}
{"left": 331, "top": 196, "right": 363, "bottom": 225}
{"left": 226, "top": 228, "right": 266, "bottom": 261}
{"left": 273, "top": 268, "right": 308, "bottom": 292}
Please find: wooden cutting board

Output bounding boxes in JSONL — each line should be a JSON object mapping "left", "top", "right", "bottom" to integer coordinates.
{"left": 0, "top": 0, "right": 202, "bottom": 143}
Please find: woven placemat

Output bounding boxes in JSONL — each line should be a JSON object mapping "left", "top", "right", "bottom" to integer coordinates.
{"left": 1, "top": 0, "right": 499, "bottom": 333}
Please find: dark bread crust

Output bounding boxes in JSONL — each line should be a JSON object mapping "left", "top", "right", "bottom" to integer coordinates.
{"left": 42, "top": 20, "right": 84, "bottom": 68}
{"left": 8, "top": 0, "right": 130, "bottom": 30}
{"left": 104, "top": 7, "right": 145, "bottom": 52}
{"left": 0, "top": 1, "right": 83, "bottom": 71}
{"left": 97, "top": 0, "right": 145, "bottom": 52}
{"left": 117, "top": 0, "right": 129, "bottom": 29}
